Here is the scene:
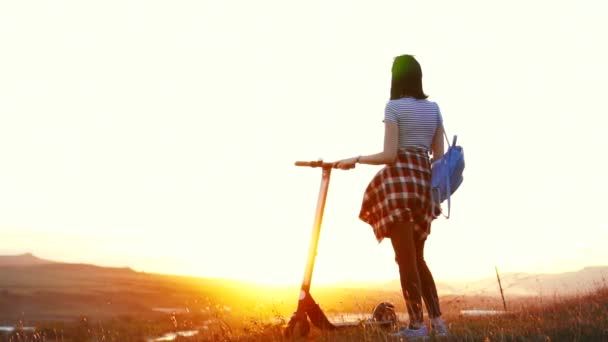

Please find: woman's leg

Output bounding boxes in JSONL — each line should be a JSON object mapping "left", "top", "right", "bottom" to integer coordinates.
{"left": 389, "top": 221, "right": 424, "bottom": 326}
{"left": 415, "top": 238, "right": 442, "bottom": 318}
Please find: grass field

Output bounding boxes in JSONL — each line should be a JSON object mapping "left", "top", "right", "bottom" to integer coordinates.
{"left": 1, "top": 264, "right": 607, "bottom": 341}
{"left": 2, "top": 285, "right": 607, "bottom": 341}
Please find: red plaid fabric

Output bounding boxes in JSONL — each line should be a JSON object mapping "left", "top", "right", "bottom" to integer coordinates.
{"left": 359, "top": 148, "right": 439, "bottom": 242}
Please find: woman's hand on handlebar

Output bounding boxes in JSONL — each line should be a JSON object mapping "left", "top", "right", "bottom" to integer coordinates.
{"left": 333, "top": 157, "right": 358, "bottom": 170}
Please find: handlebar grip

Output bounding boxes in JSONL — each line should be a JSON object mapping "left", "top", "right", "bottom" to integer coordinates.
{"left": 294, "top": 160, "right": 336, "bottom": 168}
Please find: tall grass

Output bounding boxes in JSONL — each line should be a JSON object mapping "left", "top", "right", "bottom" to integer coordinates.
{"left": 2, "top": 287, "right": 607, "bottom": 341}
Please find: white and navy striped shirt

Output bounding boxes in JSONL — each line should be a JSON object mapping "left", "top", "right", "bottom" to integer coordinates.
{"left": 383, "top": 97, "right": 441, "bottom": 151}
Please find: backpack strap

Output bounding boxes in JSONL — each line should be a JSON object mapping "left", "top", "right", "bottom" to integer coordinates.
{"left": 436, "top": 105, "right": 452, "bottom": 149}
{"left": 435, "top": 104, "right": 453, "bottom": 219}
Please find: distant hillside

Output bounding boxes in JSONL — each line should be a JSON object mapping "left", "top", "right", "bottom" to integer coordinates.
{"left": 2, "top": 253, "right": 606, "bottom": 323}
{"left": 474, "top": 266, "right": 608, "bottom": 296}
{"left": 0, "top": 254, "right": 402, "bottom": 322}
{"left": 0, "top": 253, "right": 57, "bottom": 266}
{"left": 0, "top": 254, "right": 294, "bottom": 322}
{"left": 388, "top": 266, "right": 608, "bottom": 297}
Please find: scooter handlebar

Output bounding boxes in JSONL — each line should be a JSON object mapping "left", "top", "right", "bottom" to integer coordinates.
{"left": 294, "top": 160, "right": 337, "bottom": 168}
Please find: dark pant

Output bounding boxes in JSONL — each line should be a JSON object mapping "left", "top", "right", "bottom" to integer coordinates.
{"left": 389, "top": 221, "right": 442, "bottom": 323}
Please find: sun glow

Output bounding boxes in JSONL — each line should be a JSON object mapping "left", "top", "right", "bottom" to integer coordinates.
{"left": 2, "top": 0, "right": 608, "bottom": 288}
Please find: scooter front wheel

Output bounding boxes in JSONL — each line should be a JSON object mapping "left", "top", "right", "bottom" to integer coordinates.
{"left": 284, "top": 312, "right": 310, "bottom": 337}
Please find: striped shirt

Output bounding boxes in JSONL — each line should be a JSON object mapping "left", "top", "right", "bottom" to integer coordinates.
{"left": 384, "top": 97, "right": 441, "bottom": 151}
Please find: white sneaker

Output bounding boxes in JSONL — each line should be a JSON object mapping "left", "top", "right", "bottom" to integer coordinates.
{"left": 431, "top": 319, "right": 449, "bottom": 337}
{"left": 389, "top": 324, "right": 429, "bottom": 340}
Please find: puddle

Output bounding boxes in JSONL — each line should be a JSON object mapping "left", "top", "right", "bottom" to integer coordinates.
{"left": 147, "top": 329, "right": 199, "bottom": 342}
{"left": 0, "top": 326, "right": 36, "bottom": 333}
{"left": 461, "top": 309, "right": 507, "bottom": 316}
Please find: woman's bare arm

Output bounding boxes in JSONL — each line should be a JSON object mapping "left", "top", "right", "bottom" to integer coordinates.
{"left": 431, "top": 124, "right": 445, "bottom": 162}
{"left": 334, "top": 122, "right": 398, "bottom": 169}
{"left": 357, "top": 122, "right": 399, "bottom": 165}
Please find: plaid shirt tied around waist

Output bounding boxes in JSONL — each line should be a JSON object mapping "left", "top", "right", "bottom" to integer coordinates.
{"left": 359, "top": 148, "right": 439, "bottom": 242}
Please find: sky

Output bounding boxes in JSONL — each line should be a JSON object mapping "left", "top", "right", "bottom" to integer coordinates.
{"left": 1, "top": 0, "right": 607, "bottom": 286}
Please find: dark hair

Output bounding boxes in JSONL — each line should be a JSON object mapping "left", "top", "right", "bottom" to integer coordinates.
{"left": 390, "top": 55, "right": 428, "bottom": 100}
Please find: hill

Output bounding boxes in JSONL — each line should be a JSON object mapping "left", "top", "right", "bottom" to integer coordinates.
{"left": 387, "top": 266, "right": 608, "bottom": 297}
{"left": 0, "top": 253, "right": 57, "bottom": 266}
{"left": 332, "top": 266, "right": 608, "bottom": 298}
{"left": 1, "top": 253, "right": 607, "bottom": 324}
{"left": 0, "top": 255, "right": 306, "bottom": 325}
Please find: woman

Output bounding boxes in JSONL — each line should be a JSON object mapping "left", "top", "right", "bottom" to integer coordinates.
{"left": 334, "top": 55, "right": 449, "bottom": 339}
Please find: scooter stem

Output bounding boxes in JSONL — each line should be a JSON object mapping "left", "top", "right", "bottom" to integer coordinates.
{"left": 301, "top": 165, "right": 332, "bottom": 292}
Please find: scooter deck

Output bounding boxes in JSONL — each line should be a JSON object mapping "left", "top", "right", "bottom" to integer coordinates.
{"left": 332, "top": 319, "right": 396, "bottom": 328}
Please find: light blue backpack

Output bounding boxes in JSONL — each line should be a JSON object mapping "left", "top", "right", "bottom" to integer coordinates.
{"left": 431, "top": 118, "right": 464, "bottom": 218}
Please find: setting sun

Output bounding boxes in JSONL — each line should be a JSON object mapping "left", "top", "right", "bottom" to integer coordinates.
{"left": 2, "top": 0, "right": 607, "bottom": 289}
{"left": 2, "top": 1, "right": 608, "bottom": 340}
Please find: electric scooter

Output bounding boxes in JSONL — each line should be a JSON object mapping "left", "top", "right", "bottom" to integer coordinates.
{"left": 284, "top": 160, "right": 397, "bottom": 337}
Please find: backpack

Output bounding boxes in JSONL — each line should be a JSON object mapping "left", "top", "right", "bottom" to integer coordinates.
{"left": 431, "top": 119, "right": 464, "bottom": 218}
